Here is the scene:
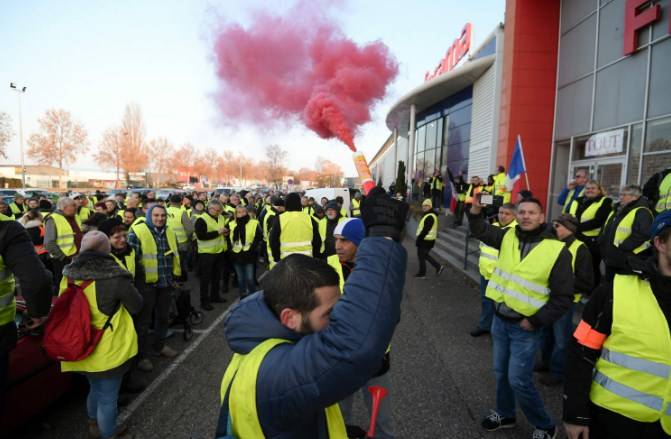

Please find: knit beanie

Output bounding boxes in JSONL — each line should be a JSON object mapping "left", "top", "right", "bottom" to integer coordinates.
{"left": 554, "top": 214, "right": 578, "bottom": 233}
{"left": 285, "top": 193, "right": 302, "bottom": 211}
{"left": 333, "top": 218, "right": 365, "bottom": 247}
{"left": 80, "top": 230, "right": 111, "bottom": 254}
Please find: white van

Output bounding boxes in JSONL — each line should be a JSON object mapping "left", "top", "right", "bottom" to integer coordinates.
{"left": 304, "top": 188, "right": 351, "bottom": 214}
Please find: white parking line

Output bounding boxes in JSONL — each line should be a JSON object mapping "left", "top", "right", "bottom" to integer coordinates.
{"left": 117, "top": 301, "right": 237, "bottom": 424}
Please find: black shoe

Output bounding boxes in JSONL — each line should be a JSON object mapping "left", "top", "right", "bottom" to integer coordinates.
{"left": 201, "top": 302, "right": 214, "bottom": 311}
{"left": 470, "top": 328, "right": 490, "bottom": 337}
{"left": 436, "top": 265, "right": 445, "bottom": 276}
{"left": 481, "top": 411, "right": 516, "bottom": 431}
{"left": 414, "top": 273, "right": 426, "bottom": 279}
{"left": 539, "top": 374, "right": 563, "bottom": 387}
{"left": 532, "top": 426, "right": 556, "bottom": 439}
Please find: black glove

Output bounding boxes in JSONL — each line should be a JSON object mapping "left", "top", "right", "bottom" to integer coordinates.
{"left": 360, "top": 187, "right": 408, "bottom": 241}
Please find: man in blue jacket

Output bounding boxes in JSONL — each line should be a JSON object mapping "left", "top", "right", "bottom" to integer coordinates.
{"left": 216, "top": 188, "right": 408, "bottom": 438}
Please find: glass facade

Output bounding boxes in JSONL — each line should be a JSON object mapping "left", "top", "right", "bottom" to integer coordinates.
{"left": 414, "top": 87, "right": 472, "bottom": 183}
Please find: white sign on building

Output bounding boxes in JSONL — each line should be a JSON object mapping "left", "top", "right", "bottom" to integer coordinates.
{"left": 585, "top": 129, "right": 625, "bottom": 157}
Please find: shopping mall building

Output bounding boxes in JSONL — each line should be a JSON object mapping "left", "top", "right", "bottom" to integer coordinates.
{"left": 369, "top": 0, "right": 671, "bottom": 217}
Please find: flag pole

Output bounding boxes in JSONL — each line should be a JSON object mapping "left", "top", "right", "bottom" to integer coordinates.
{"left": 517, "top": 134, "right": 531, "bottom": 191}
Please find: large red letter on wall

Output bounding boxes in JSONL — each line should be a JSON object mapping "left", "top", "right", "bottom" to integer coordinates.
{"left": 624, "top": 0, "right": 661, "bottom": 55}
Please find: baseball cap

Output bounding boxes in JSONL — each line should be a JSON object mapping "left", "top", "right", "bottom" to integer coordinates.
{"left": 650, "top": 210, "right": 671, "bottom": 239}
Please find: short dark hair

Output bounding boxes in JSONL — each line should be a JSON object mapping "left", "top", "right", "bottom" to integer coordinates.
{"left": 124, "top": 208, "right": 136, "bottom": 215}
{"left": 500, "top": 203, "right": 516, "bottom": 212}
{"left": 262, "top": 254, "right": 340, "bottom": 317}
{"left": 517, "top": 197, "right": 544, "bottom": 212}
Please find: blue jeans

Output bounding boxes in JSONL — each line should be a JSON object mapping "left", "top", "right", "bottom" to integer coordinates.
{"left": 491, "top": 316, "right": 554, "bottom": 430}
{"left": 541, "top": 305, "right": 574, "bottom": 378}
{"left": 477, "top": 276, "right": 495, "bottom": 331}
{"left": 233, "top": 263, "right": 256, "bottom": 298}
{"left": 86, "top": 374, "right": 123, "bottom": 439}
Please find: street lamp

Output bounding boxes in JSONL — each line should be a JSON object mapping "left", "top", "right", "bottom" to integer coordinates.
{"left": 9, "top": 82, "right": 27, "bottom": 187}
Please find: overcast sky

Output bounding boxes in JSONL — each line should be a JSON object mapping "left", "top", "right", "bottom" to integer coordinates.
{"left": 1, "top": 0, "right": 505, "bottom": 177}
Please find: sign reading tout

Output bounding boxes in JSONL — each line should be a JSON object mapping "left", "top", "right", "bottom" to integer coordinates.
{"left": 425, "top": 23, "right": 472, "bottom": 81}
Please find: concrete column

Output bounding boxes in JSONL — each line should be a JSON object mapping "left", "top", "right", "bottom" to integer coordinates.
{"left": 392, "top": 128, "right": 398, "bottom": 181}
{"left": 407, "top": 104, "right": 417, "bottom": 195}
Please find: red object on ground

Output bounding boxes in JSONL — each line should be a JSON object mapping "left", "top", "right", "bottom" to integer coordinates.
{"left": 366, "top": 385, "right": 388, "bottom": 438}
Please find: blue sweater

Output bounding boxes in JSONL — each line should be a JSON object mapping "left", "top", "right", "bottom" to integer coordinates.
{"left": 221, "top": 237, "right": 407, "bottom": 438}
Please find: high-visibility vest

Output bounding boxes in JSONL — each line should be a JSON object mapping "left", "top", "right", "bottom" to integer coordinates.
{"left": 566, "top": 238, "right": 587, "bottom": 303}
{"left": 340, "top": 207, "right": 348, "bottom": 218}
{"left": 219, "top": 338, "right": 347, "bottom": 438}
{"left": 0, "top": 214, "right": 16, "bottom": 326}
{"left": 263, "top": 209, "right": 276, "bottom": 242}
{"left": 132, "top": 222, "right": 181, "bottom": 284}
{"left": 478, "top": 220, "right": 517, "bottom": 280}
{"left": 167, "top": 206, "right": 188, "bottom": 244}
{"left": 351, "top": 198, "right": 361, "bottom": 217}
{"left": 60, "top": 277, "right": 138, "bottom": 373}
{"left": 493, "top": 172, "right": 510, "bottom": 203}
{"left": 656, "top": 173, "right": 671, "bottom": 213}
{"left": 430, "top": 177, "right": 444, "bottom": 191}
{"left": 327, "top": 254, "right": 345, "bottom": 292}
{"left": 190, "top": 211, "right": 203, "bottom": 241}
{"left": 416, "top": 212, "right": 438, "bottom": 241}
{"left": 181, "top": 205, "right": 192, "bottom": 219}
{"left": 319, "top": 216, "right": 345, "bottom": 254}
{"left": 568, "top": 196, "right": 608, "bottom": 237}
{"left": 224, "top": 204, "right": 237, "bottom": 217}
{"left": 562, "top": 187, "right": 585, "bottom": 214}
{"left": 465, "top": 185, "right": 481, "bottom": 204}
{"left": 47, "top": 212, "right": 81, "bottom": 257}
{"left": 302, "top": 206, "right": 314, "bottom": 217}
{"left": 609, "top": 206, "right": 653, "bottom": 254}
{"left": 112, "top": 248, "right": 136, "bottom": 279}
{"left": 589, "top": 274, "right": 671, "bottom": 435}
{"left": 197, "top": 214, "right": 227, "bottom": 254}
{"left": 9, "top": 202, "right": 25, "bottom": 218}
{"left": 458, "top": 185, "right": 470, "bottom": 202}
{"left": 77, "top": 206, "right": 91, "bottom": 222}
{"left": 229, "top": 219, "right": 259, "bottom": 253}
{"left": 279, "top": 211, "right": 313, "bottom": 259}
{"left": 485, "top": 228, "right": 565, "bottom": 316}
{"left": 129, "top": 216, "right": 146, "bottom": 234}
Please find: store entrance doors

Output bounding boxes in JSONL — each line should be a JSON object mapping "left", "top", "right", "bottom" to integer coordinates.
{"left": 570, "top": 157, "right": 626, "bottom": 198}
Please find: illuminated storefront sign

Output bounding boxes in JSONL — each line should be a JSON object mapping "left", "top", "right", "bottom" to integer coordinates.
{"left": 425, "top": 23, "right": 472, "bottom": 81}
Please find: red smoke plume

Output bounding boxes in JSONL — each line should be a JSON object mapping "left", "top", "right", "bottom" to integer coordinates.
{"left": 212, "top": 3, "right": 398, "bottom": 152}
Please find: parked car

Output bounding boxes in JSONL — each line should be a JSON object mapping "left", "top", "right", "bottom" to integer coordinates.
{"left": 304, "top": 187, "right": 351, "bottom": 213}
{"left": 156, "top": 188, "right": 185, "bottom": 200}
{"left": 0, "top": 189, "right": 19, "bottom": 197}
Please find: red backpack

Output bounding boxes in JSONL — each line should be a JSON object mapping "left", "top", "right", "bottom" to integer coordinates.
{"left": 43, "top": 279, "right": 114, "bottom": 361}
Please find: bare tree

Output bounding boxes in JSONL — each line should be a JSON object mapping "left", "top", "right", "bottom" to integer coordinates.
{"left": 315, "top": 158, "right": 344, "bottom": 187}
{"left": 265, "top": 144, "right": 288, "bottom": 186}
{"left": 0, "top": 112, "right": 14, "bottom": 159}
{"left": 27, "top": 109, "right": 88, "bottom": 184}
{"left": 147, "top": 137, "right": 175, "bottom": 187}
{"left": 95, "top": 127, "right": 125, "bottom": 188}
{"left": 173, "top": 143, "right": 198, "bottom": 185}
{"left": 119, "top": 103, "right": 148, "bottom": 176}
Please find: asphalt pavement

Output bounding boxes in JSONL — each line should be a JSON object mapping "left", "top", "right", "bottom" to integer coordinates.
{"left": 14, "top": 239, "right": 567, "bottom": 439}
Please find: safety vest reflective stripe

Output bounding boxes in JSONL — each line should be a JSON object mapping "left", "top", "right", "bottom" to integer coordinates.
{"left": 486, "top": 279, "right": 548, "bottom": 309}
{"left": 593, "top": 371, "right": 664, "bottom": 411}
{"left": 655, "top": 174, "right": 671, "bottom": 213}
{"left": 479, "top": 251, "right": 497, "bottom": 260}
{"left": 601, "top": 347, "right": 670, "bottom": 379}
{"left": 613, "top": 207, "right": 652, "bottom": 254}
{"left": 0, "top": 292, "right": 13, "bottom": 307}
{"left": 492, "top": 268, "right": 550, "bottom": 296}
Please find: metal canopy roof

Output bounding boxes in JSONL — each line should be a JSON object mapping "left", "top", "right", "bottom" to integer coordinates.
{"left": 385, "top": 54, "right": 496, "bottom": 132}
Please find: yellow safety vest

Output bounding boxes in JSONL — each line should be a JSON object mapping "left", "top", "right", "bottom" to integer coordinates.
{"left": 219, "top": 338, "right": 347, "bottom": 439}
{"left": 569, "top": 196, "right": 608, "bottom": 237}
{"left": 302, "top": 206, "right": 314, "bottom": 217}
{"left": 562, "top": 187, "right": 585, "bottom": 214}
{"left": 132, "top": 222, "right": 181, "bottom": 284}
{"left": 656, "top": 174, "right": 671, "bottom": 214}
{"left": 181, "top": 205, "right": 192, "bottom": 219}
{"left": 167, "top": 206, "right": 188, "bottom": 244}
{"left": 610, "top": 207, "right": 652, "bottom": 254}
{"left": 9, "top": 202, "right": 25, "bottom": 217}
{"left": 197, "top": 214, "right": 227, "bottom": 254}
{"left": 0, "top": 214, "right": 16, "bottom": 326}
{"left": 279, "top": 212, "right": 314, "bottom": 259}
{"left": 263, "top": 210, "right": 276, "bottom": 242}
{"left": 458, "top": 185, "right": 470, "bottom": 202}
{"left": 77, "top": 206, "right": 92, "bottom": 222}
{"left": 590, "top": 274, "right": 671, "bottom": 434}
{"left": 327, "top": 254, "right": 345, "bottom": 292}
{"left": 478, "top": 220, "right": 517, "bottom": 280}
{"left": 430, "top": 177, "right": 444, "bottom": 191}
{"left": 493, "top": 172, "right": 510, "bottom": 203}
{"left": 224, "top": 204, "right": 237, "bottom": 217}
{"left": 340, "top": 207, "right": 348, "bottom": 218}
{"left": 47, "top": 212, "right": 82, "bottom": 257}
{"left": 319, "top": 216, "right": 346, "bottom": 253}
{"left": 129, "top": 216, "right": 146, "bottom": 234}
{"left": 485, "top": 229, "right": 564, "bottom": 316}
{"left": 60, "top": 278, "right": 138, "bottom": 373}
{"left": 111, "top": 248, "right": 136, "bottom": 279}
{"left": 229, "top": 219, "right": 259, "bottom": 253}
{"left": 416, "top": 212, "right": 438, "bottom": 241}
{"left": 566, "top": 238, "right": 587, "bottom": 303}
{"left": 351, "top": 198, "right": 361, "bottom": 217}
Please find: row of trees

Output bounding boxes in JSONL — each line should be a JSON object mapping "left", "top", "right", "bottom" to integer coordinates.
{"left": 0, "top": 103, "right": 344, "bottom": 188}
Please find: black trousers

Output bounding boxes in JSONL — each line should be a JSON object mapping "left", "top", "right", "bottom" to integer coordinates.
{"left": 0, "top": 349, "right": 8, "bottom": 417}
{"left": 137, "top": 285, "right": 172, "bottom": 358}
{"left": 51, "top": 257, "right": 69, "bottom": 295}
{"left": 431, "top": 190, "right": 442, "bottom": 209}
{"left": 417, "top": 245, "right": 440, "bottom": 275}
{"left": 589, "top": 403, "right": 668, "bottom": 438}
{"left": 199, "top": 252, "right": 225, "bottom": 305}
{"left": 584, "top": 237, "right": 602, "bottom": 287}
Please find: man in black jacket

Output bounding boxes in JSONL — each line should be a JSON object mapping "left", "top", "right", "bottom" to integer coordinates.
{"left": 599, "top": 185, "right": 653, "bottom": 281}
{"left": 415, "top": 199, "right": 443, "bottom": 278}
{"left": 643, "top": 166, "right": 671, "bottom": 213}
{"left": 468, "top": 198, "right": 573, "bottom": 439}
{"left": 268, "top": 193, "right": 321, "bottom": 263}
{"left": 538, "top": 214, "right": 594, "bottom": 387}
{"left": 0, "top": 215, "right": 53, "bottom": 416}
{"left": 563, "top": 209, "right": 671, "bottom": 439}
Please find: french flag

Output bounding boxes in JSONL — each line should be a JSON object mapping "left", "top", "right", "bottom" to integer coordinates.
{"left": 505, "top": 135, "right": 529, "bottom": 193}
